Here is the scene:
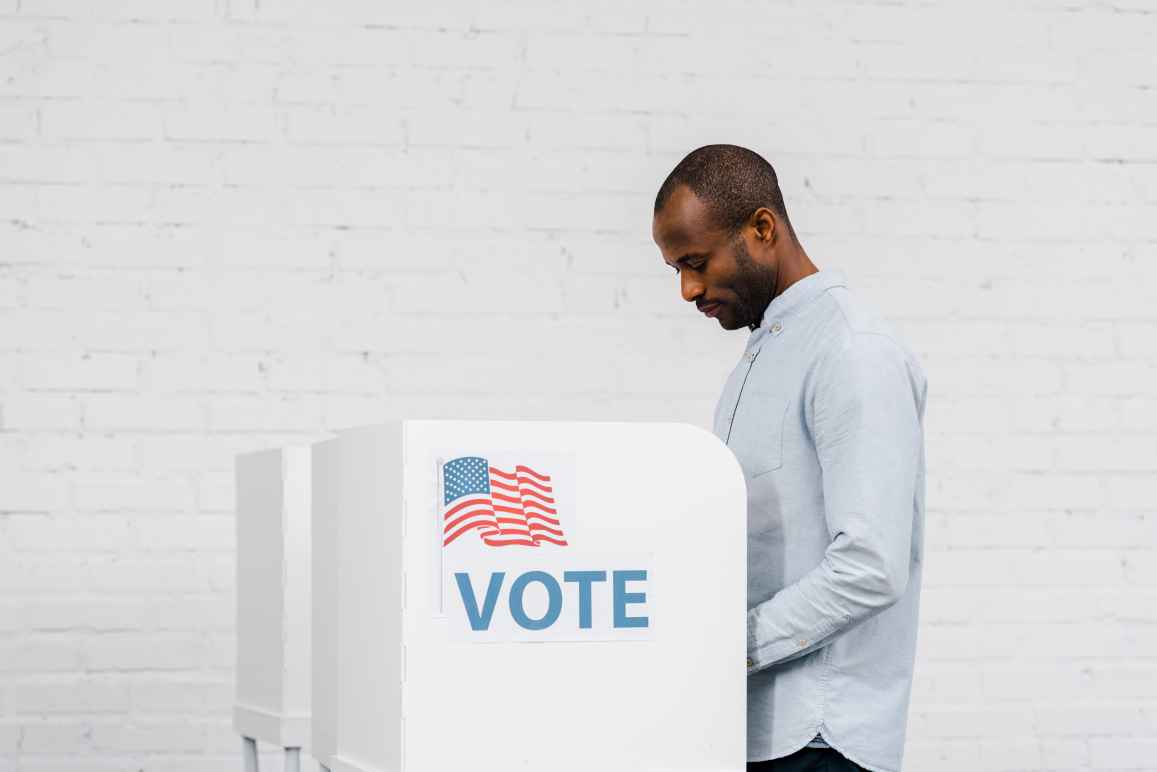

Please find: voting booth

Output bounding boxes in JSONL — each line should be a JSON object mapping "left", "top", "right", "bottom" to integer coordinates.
{"left": 233, "top": 446, "right": 313, "bottom": 771}
{"left": 309, "top": 420, "right": 747, "bottom": 772}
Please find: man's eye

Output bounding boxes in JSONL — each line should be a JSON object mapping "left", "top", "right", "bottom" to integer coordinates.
{"left": 671, "top": 259, "right": 705, "bottom": 274}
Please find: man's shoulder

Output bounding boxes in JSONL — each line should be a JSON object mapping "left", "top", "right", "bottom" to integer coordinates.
{"left": 807, "top": 286, "right": 926, "bottom": 389}
{"left": 820, "top": 284, "right": 895, "bottom": 337}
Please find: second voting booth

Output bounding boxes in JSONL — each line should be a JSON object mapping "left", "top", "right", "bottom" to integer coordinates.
{"left": 237, "top": 419, "right": 748, "bottom": 772}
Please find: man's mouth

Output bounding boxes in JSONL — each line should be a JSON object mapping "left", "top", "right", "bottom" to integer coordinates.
{"left": 699, "top": 302, "right": 722, "bottom": 318}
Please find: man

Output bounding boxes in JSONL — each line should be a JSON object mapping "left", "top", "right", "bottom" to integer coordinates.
{"left": 651, "top": 145, "right": 927, "bottom": 772}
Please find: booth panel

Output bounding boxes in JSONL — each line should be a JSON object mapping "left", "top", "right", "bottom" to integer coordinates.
{"left": 236, "top": 447, "right": 313, "bottom": 746}
{"left": 235, "top": 449, "right": 287, "bottom": 726}
{"left": 401, "top": 421, "right": 746, "bottom": 772}
{"left": 311, "top": 439, "right": 342, "bottom": 764}
{"left": 312, "top": 425, "right": 405, "bottom": 772}
{"left": 281, "top": 446, "right": 312, "bottom": 729}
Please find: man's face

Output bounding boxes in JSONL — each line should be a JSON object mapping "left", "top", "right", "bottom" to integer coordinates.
{"left": 652, "top": 185, "right": 779, "bottom": 331}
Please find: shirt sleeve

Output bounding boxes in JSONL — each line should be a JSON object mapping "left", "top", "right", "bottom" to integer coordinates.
{"left": 746, "top": 331, "right": 924, "bottom": 673}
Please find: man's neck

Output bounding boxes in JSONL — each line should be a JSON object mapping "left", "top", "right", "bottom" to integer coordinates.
{"left": 748, "top": 249, "right": 820, "bottom": 330}
{"left": 775, "top": 248, "right": 820, "bottom": 298}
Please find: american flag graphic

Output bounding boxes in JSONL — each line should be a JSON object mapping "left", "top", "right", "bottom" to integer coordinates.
{"left": 441, "top": 456, "right": 568, "bottom": 548}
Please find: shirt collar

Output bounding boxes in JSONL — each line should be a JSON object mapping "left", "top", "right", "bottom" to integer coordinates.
{"left": 756, "top": 268, "right": 847, "bottom": 331}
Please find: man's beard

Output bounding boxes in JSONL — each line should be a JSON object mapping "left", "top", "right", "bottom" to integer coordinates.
{"left": 731, "top": 236, "right": 779, "bottom": 331}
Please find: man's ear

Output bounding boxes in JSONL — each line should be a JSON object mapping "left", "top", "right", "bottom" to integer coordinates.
{"left": 746, "top": 208, "right": 768, "bottom": 246}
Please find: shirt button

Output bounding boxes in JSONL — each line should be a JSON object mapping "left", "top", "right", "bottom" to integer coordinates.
{"left": 771, "top": 321, "right": 783, "bottom": 334}
{"left": 746, "top": 657, "right": 754, "bottom": 668}
{"left": 798, "top": 639, "right": 807, "bottom": 647}
{"left": 743, "top": 352, "right": 755, "bottom": 362}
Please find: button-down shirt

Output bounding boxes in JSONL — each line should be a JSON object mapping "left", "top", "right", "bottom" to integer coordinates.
{"left": 713, "top": 269, "right": 927, "bottom": 772}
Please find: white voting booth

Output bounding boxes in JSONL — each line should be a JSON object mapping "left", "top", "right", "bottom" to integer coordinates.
{"left": 236, "top": 420, "right": 747, "bottom": 772}
{"left": 233, "top": 446, "right": 313, "bottom": 772}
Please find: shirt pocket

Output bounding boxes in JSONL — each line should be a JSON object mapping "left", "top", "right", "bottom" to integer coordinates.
{"left": 730, "top": 391, "right": 790, "bottom": 478}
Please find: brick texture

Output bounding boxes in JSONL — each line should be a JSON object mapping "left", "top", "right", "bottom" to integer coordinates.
{"left": 1, "top": 1, "right": 1155, "bottom": 769}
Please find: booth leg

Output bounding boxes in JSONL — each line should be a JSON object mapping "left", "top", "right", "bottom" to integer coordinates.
{"left": 242, "top": 736, "right": 259, "bottom": 772}
{"left": 284, "top": 748, "right": 301, "bottom": 772}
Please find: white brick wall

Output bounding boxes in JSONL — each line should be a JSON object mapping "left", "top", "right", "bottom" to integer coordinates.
{"left": 1, "top": 0, "right": 1154, "bottom": 769}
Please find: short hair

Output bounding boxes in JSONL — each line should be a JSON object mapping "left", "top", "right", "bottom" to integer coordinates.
{"left": 654, "top": 144, "right": 795, "bottom": 240}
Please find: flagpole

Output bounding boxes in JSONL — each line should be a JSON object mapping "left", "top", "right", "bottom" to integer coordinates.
{"left": 435, "top": 456, "right": 444, "bottom": 615}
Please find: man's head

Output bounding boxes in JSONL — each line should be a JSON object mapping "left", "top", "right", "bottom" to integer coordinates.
{"left": 652, "top": 145, "right": 798, "bottom": 331}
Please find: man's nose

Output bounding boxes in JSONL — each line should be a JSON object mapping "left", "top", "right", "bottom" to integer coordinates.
{"left": 680, "top": 272, "right": 704, "bottom": 303}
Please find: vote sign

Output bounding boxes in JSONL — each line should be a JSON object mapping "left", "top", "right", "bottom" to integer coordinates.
{"left": 437, "top": 451, "right": 654, "bottom": 642}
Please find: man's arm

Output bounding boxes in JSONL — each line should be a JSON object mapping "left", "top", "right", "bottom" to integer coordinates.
{"left": 746, "top": 332, "right": 923, "bottom": 673}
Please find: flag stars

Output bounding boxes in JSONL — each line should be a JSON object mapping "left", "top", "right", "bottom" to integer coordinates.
{"left": 443, "top": 456, "right": 491, "bottom": 505}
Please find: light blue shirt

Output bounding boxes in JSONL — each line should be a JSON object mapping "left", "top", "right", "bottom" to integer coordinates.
{"left": 712, "top": 269, "right": 927, "bottom": 771}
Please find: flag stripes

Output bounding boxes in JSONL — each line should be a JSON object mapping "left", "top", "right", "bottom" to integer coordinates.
{"left": 441, "top": 456, "right": 568, "bottom": 548}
